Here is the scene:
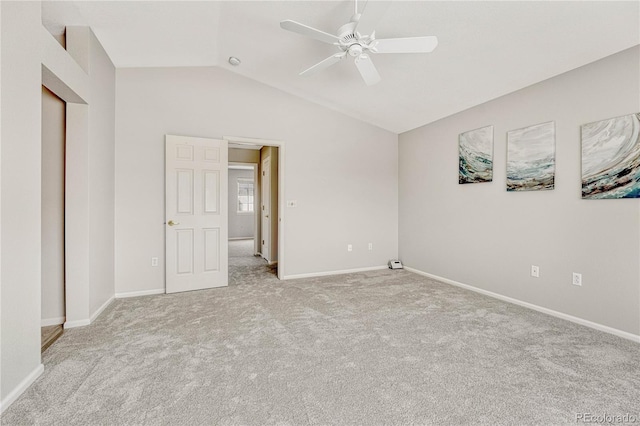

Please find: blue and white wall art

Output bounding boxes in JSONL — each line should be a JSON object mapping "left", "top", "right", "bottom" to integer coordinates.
{"left": 459, "top": 125, "right": 494, "bottom": 184}
{"left": 581, "top": 113, "right": 640, "bottom": 199}
{"left": 506, "top": 121, "right": 556, "bottom": 192}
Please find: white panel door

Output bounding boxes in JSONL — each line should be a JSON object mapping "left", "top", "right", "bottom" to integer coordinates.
{"left": 261, "top": 157, "right": 271, "bottom": 262}
{"left": 165, "top": 135, "right": 228, "bottom": 293}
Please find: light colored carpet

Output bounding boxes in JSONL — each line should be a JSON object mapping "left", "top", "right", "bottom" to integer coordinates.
{"left": 2, "top": 241, "right": 639, "bottom": 425}
{"left": 228, "top": 239, "right": 276, "bottom": 286}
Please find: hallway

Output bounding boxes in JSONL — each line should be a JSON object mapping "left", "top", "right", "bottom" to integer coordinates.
{"left": 228, "top": 239, "right": 276, "bottom": 287}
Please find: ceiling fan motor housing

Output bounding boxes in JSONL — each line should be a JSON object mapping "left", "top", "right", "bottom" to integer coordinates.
{"left": 338, "top": 20, "right": 370, "bottom": 57}
{"left": 338, "top": 21, "right": 357, "bottom": 40}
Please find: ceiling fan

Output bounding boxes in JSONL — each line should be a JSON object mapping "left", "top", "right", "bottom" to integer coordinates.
{"left": 280, "top": 0, "right": 438, "bottom": 86}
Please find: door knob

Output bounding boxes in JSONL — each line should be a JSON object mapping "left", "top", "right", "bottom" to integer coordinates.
{"left": 167, "top": 220, "right": 180, "bottom": 226}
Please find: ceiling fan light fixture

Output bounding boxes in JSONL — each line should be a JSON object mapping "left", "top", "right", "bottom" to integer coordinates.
{"left": 279, "top": 0, "right": 437, "bottom": 86}
{"left": 228, "top": 56, "right": 241, "bottom": 66}
{"left": 348, "top": 44, "right": 363, "bottom": 57}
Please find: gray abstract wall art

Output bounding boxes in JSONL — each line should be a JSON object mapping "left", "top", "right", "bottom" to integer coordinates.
{"left": 459, "top": 125, "right": 493, "bottom": 184}
{"left": 506, "top": 121, "right": 555, "bottom": 192}
{"left": 581, "top": 113, "right": 640, "bottom": 199}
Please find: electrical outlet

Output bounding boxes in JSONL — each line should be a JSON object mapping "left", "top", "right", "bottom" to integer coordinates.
{"left": 572, "top": 272, "right": 582, "bottom": 286}
{"left": 347, "top": 244, "right": 353, "bottom": 252}
{"left": 531, "top": 265, "right": 539, "bottom": 278}
{"left": 368, "top": 243, "right": 373, "bottom": 251}
{"left": 151, "top": 257, "right": 159, "bottom": 267}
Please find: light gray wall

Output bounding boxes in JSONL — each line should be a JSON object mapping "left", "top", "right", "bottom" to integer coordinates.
{"left": 399, "top": 46, "right": 640, "bottom": 336}
{"left": 86, "top": 30, "right": 115, "bottom": 317}
{"left": 229, "top": 168, "right": 255, "bottom": 239}
{"left": 64, "top": 26, "right": 116, "bottom": 322}
{"left": 1, "top": 0, "right": 43, "bottom": 402}
{"left": 41, "top": 86, "right": 66, "bottom": 325}
{"left": 1, "top": 6, "right": 116, "bottom": 406}
{"left": 115, "top": 66, "right": 398, "bottom": 292}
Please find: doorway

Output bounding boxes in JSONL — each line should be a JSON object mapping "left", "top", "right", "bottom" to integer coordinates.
{"left": 226, "top": 136, "right": 284, "bottom": 281}
{"left": 228, "top": 162, "right": 266, "bottom": 284}
{"left": 162, "top": 136, "right": 284, "bottom": 291}
{"left": 41, "top": 86, "right": 66, "bottom": 351}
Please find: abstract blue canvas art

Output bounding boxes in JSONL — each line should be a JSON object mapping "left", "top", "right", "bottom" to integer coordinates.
{"left": 581, "top": 113, "right": 640, "bottom": 199}
{"left": 459, "top": 125, "right": 493, "bottom": 184}
{"left": 506, "top": 121, "right": 555, "bottom": 192}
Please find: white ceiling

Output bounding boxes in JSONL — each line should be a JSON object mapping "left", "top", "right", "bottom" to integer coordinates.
{"left": 42, "top": 1, "right": 640, "bottom": 134}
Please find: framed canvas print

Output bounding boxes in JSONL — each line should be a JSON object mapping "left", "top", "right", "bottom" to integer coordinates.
{"left": 581, "top": 113, "right": 640, "bottom": 199}
{"left": 459, "top": 125, "right": 494, "bottom": 184}
{"left": 506, "top": 121, "right": 555, "bottom": 192}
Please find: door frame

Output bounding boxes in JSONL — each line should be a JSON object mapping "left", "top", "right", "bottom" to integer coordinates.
{"left": 225, "top": 136, "right": 285, "bottom": 280}
{"left": 260, "top": 155, "right": 271, "bottom": 263}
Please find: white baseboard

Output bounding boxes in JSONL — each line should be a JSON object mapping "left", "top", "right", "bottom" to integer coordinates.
{"left": 115, "top": 288, "right": 165, "bottom": 299}
{"left": 64, "top": 318, "right": 90, "bottom": 329}
{"left": 41, "top": 317, "right": 65, "bottom": 327}
{"left": 284, "top": 265, "right": 388, "bottom": 280}
{"left": 0, "top": 363, "right": 44, "bottom": 414}
{"left": 90, "top": 295, "right": 115, "bottom": 323}
{"left": 404, "top": 266, "right": 640, "bottom": 344}
{"left": 64, "top": 295, "right": 115, "bottom": 329}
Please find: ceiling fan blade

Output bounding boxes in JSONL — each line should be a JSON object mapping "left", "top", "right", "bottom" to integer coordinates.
{"left": 354, "top": 54, "right": 381, "bottom": 86}
{"left": 371, "top": 36, "right": 439, "bottom": 54}
{"left": 300, "top": 52, "right": 346, "bottom": 77}
{"left": 280, "top": 20, "right": 340, "bottom": 45}
{"left": 354, "top": 1, "right": 391, "bottom": 37}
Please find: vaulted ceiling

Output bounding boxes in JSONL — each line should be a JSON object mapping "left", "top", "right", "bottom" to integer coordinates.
{"left": 42, "top": 1, "right": 640, "bottom": 133}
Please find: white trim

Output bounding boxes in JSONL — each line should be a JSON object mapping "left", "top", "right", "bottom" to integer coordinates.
{"left": 90, "top": 295, "right": 115, "bottom": 323}
{"left": 0, "top": 363, "right": 44, "bottom": 414}
{"left": 115, "top": 289, "right": 165, "bottom": 299}
{"left": 284, "top": 265, "right": 388, "bottom": 280}
{"left": 64, "top": 295, "right": 115, "bottom": 329}
{"left": 64, "top": 318, "right": 90, "bottom": 329}
{"left": 276, "top": 144, "right": 285, "bottom": 279}
{"left": 404, "top": 266, "right": 640, "bottom": 344}
{"left": 41, "top": 317, "right": 65, "bottom": 327}
{"left": 223, "top": 136, "right": 282, "bottom": 146}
